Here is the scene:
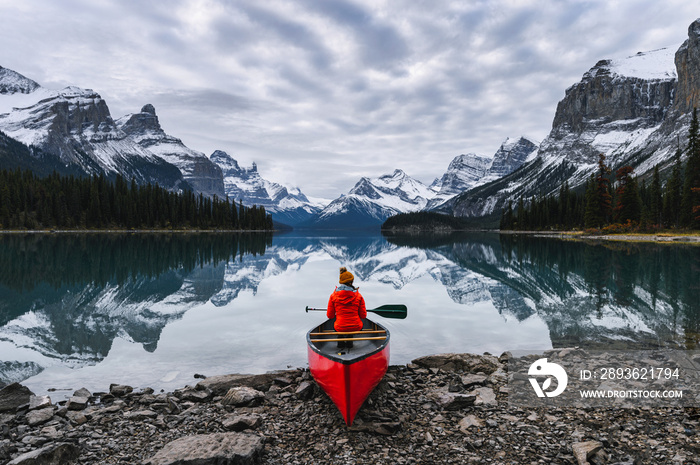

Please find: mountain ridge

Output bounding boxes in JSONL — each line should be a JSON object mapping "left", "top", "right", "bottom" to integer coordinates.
{"left": 448, "top": 19, "right": 700, "bottom": 220}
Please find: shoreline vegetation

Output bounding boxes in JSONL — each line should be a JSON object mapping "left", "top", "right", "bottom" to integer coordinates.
{"left": 0, "top": 168, "right": 274, "bottom": 232}
{"left": 381, "top": 211, "right": 700, "bottom": 243}
{"left": 0, "top": 228, "right": 279, "bottom": 234}
{"left": 500, "top": 229, "right": 700, "bottom": 244}
{"left": 1, "top": 351, "right": 698, "bottom": 464}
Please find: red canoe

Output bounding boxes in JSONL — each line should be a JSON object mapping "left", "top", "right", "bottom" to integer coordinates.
{"left": 307, "top": 317, "right": 390, "bottom": 426}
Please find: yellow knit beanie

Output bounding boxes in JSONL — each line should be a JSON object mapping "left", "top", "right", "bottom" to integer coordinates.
{"left": 339, "top": 266, "right": 354, "bottom": 285}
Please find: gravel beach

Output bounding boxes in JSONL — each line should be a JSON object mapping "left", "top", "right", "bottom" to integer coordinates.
{"left": 1, "top": 351, "right": 699, "bottom": 464}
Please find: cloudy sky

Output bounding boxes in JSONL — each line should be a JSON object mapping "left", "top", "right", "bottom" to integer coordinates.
{"left": 1, "top": 1, "right": 699, "bottom": 199}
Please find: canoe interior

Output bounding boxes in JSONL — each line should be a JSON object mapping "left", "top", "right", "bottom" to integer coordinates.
{"left": 306, "top": 318, "right": 390, "bottom": 365}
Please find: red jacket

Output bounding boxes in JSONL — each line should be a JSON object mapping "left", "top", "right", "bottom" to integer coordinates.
{"left": 327, "top": 285, "right": 367, "bottom": 332}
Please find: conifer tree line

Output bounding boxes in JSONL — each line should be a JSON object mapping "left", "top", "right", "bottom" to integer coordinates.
{"left": 501, "top": 109, "right": 700, "bottom": 232}
{"left": 0, "top": 169, "right": 274, "bottom": 230}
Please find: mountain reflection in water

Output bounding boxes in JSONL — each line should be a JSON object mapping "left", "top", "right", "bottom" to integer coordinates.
{"left": 0, "top": 231, "right": 698, "bottom": 395}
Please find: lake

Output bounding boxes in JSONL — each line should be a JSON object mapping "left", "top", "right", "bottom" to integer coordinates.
{"left": 0, "top": 231, "right": 698, "bottom": 398}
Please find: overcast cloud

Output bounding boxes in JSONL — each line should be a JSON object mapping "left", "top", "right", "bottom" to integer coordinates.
{"left": 1, "top": 0, "right": 699, "bottom": 199}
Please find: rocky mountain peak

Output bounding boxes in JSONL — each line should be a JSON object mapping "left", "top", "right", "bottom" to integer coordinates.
{"left": 378, "top": 169, "right": 407, "bottom": 183}
{"left": 141, "top": 103, "right": 156, "bottom": 115}
{"left": 116, "top": 104, "right": 163, "bottom": 137}
{"left": 674, "top": 18, "right": 700, "bottom": 115}
{"left": 0, "top": 66, "right": 40, "bottom": 95}
{"left": 489, "top": 137, "right": 538, "bottom": 177}
{"left": 210, "top": 150, "right": 241, "bottom": 172}
{"left": 552, "top": 46, "right": 676, "bottom": 137}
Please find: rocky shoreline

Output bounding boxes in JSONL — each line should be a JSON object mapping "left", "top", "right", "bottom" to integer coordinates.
{"left": 1, "top": 351, "right": 699, "bottom": 464}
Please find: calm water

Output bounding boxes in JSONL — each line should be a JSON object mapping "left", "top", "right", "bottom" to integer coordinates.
{"left": 1, "top": 231, "right": 699, "bottom": 397}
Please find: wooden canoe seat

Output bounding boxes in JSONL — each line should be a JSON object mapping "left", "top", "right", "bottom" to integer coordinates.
{"left": 309, "top": 330, "right": 386, "bottom": 336}
{"left": 310, "top": 336, "right": 387, "bottom": 343}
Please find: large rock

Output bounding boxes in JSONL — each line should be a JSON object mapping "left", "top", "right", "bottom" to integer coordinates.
{"left": 28, "top": 396, "right": 51, "bottom": 411}
{"left": 222, "top": 414, "right": 262, "bottom": 432}
{"left": 8, "top": 442, "right": 80, "bottom": 465}
{"left": 0, "top": 383, "right": 34, "bottom": 413}
{"left": 572, "top": 440, "right": 604, "bottom": 465}
{"left": 109, "top": 384, "right": 133, "bottom": 397}
{"left": 221, "top": 387, "right": 265, "bottom": 407}
{"left": 26, "top": 408, "right": 55, "bottom": 427}
{"left": 197, "top": 371, "right": 298, "bottom": 396}
{"left": 433, "top": 392, "right": 476, "bottom": 410}
{"left": 143, "top": 432, "right": 263, "bottom": 465}
{"left": 412, "top": 353, "right": 500, "bottom": 374}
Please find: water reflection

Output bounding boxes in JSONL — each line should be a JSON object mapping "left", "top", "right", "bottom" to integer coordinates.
{"left": 0, "top": 233, "right": 272, "bottom": 386}
{"left": 0, "top": 231, "right": 698, "bottom": 393}
{"left": 384, "top": 232, "right": 700, "bottom": 349}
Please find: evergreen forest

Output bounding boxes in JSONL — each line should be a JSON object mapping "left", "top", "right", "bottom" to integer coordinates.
{"left": 0, "top": 169, "right": 274, "bottom": 231}
{"left": 501, "top": 110, "right": 700, "bottom": 232}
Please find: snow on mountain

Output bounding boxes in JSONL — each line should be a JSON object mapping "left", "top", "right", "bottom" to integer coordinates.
{"left": 302, "top": 169, "right": 438, "bottom": 229}
{"left": 427, "top": 137, "right": 538, "bottom": 211}
{"left": 436, "top": 154, "right": 491, "bottom": 196}
{"left": 303, "top": 136, "right": 537, "bottom": 229}
{"left": 0, "top": 66, "right": 40, "bottom": 95}
{"left": 0, "top": 66, "right": 193, "bottom": 192}
{"left": 600, "top": 47, "right": 677, "bottom": 80}
{"left": 116, "top": 104, "right": 224, "bottom": 198}
{"left": 210, "top": 150, "right": 323, "bottom": 226}
{"left": 449, "top": 39, "right": 686, "bottom": 220}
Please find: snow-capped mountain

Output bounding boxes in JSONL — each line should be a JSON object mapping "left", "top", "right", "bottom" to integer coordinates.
{"left": 427, "top": 137, "right": 538, "bottom": 210}
{"left": 0, "top": 66, "right": 192, "bottom": 193}
{"left": 301, "top": 136, "right": 536, "bottom": 229}
{"left": 301, "top": 169, "right": 438, "bottom": 229}
{"left": 488, "top": 137, "right": 540, "bottom": 178}
{"left": 447, "top": 19, "right": 700, "bottom": 221}
{"left": 432, "top": 153, "right": 491, "bottom": 195}
{"left": 116, "top": 104, "right": 224, "bottom": 198}
{"left": 210, "top": 150, "right": 324, "bottom": 226}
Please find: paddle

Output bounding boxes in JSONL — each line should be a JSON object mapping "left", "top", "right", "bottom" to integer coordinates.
{"left": 305, "top": 304, "right": 407, "bottom": 319}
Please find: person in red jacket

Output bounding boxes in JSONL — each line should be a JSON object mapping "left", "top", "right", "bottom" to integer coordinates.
{"left": 327, "top": 267, "right": 367, "bottom": 347}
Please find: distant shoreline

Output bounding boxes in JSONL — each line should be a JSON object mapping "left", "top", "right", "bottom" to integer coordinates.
{"left": 499, "top": 230, "right": 700, "bottom": 243}
{"left": 0, "top": 228, "right": 278, "bottom": 234}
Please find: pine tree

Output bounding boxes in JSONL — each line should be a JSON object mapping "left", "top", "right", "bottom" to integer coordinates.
{"left": 613, "top": 166, "right": 641, "bottom": 224}
{"left": 649, "top": 165, "right": 662, "bottom": 226}
{"left": 516, "top": 197, "right": 525, "bottom": 230}
{"left": 681, "top": 108, "right": 700, "bottom": 228}
{"left": 664, "top": 146, "right": 683, "bottom": 227}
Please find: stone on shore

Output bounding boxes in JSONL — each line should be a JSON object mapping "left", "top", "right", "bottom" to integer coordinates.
{"left": 109, "top": 384, "right": 133, "bottom": 397}
{"left": 26, "top": 408, "right": 54, "bottom": 426}
{"left": 7, "top": 442, "right": 80, "bottom": 465}
{"left": 458, "top": 414, "right": 484, "bottom": 432}
{"left": 196, "top": 370, "right": 299, "bottom": 395}
{"left": 73, "top": 388, "right": 91, "bottom": 398}
{"left": 221, "top": 387, "right": 265, "bottom": 407}
{"left": 222, "top": 414, "right": 262, "bottom": 432}
{"left": 0, "top": 383, "right": 34, "bottom": 413}
{"left": 28, "top": 396, "right": 51, "bottom": 411}
{"left": 433, "top": 392, "right": 476, "bottom": 410}
{"left": 412, "top": 353, "right": 500, "bottom": 374}
{"left": 294, "top": 380, "right": 315, "bottom": 400}
{"left": 3, "top": 350, "right": 699, "bottom": 464}
{"left": 67, "top": 395, "right": 89, "bottom": 411}
{"left": 572, "top": 441, "right": 604, "bottom": 465}
{"left": 143, "top": 432, "right": 263, "bottom": 465}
